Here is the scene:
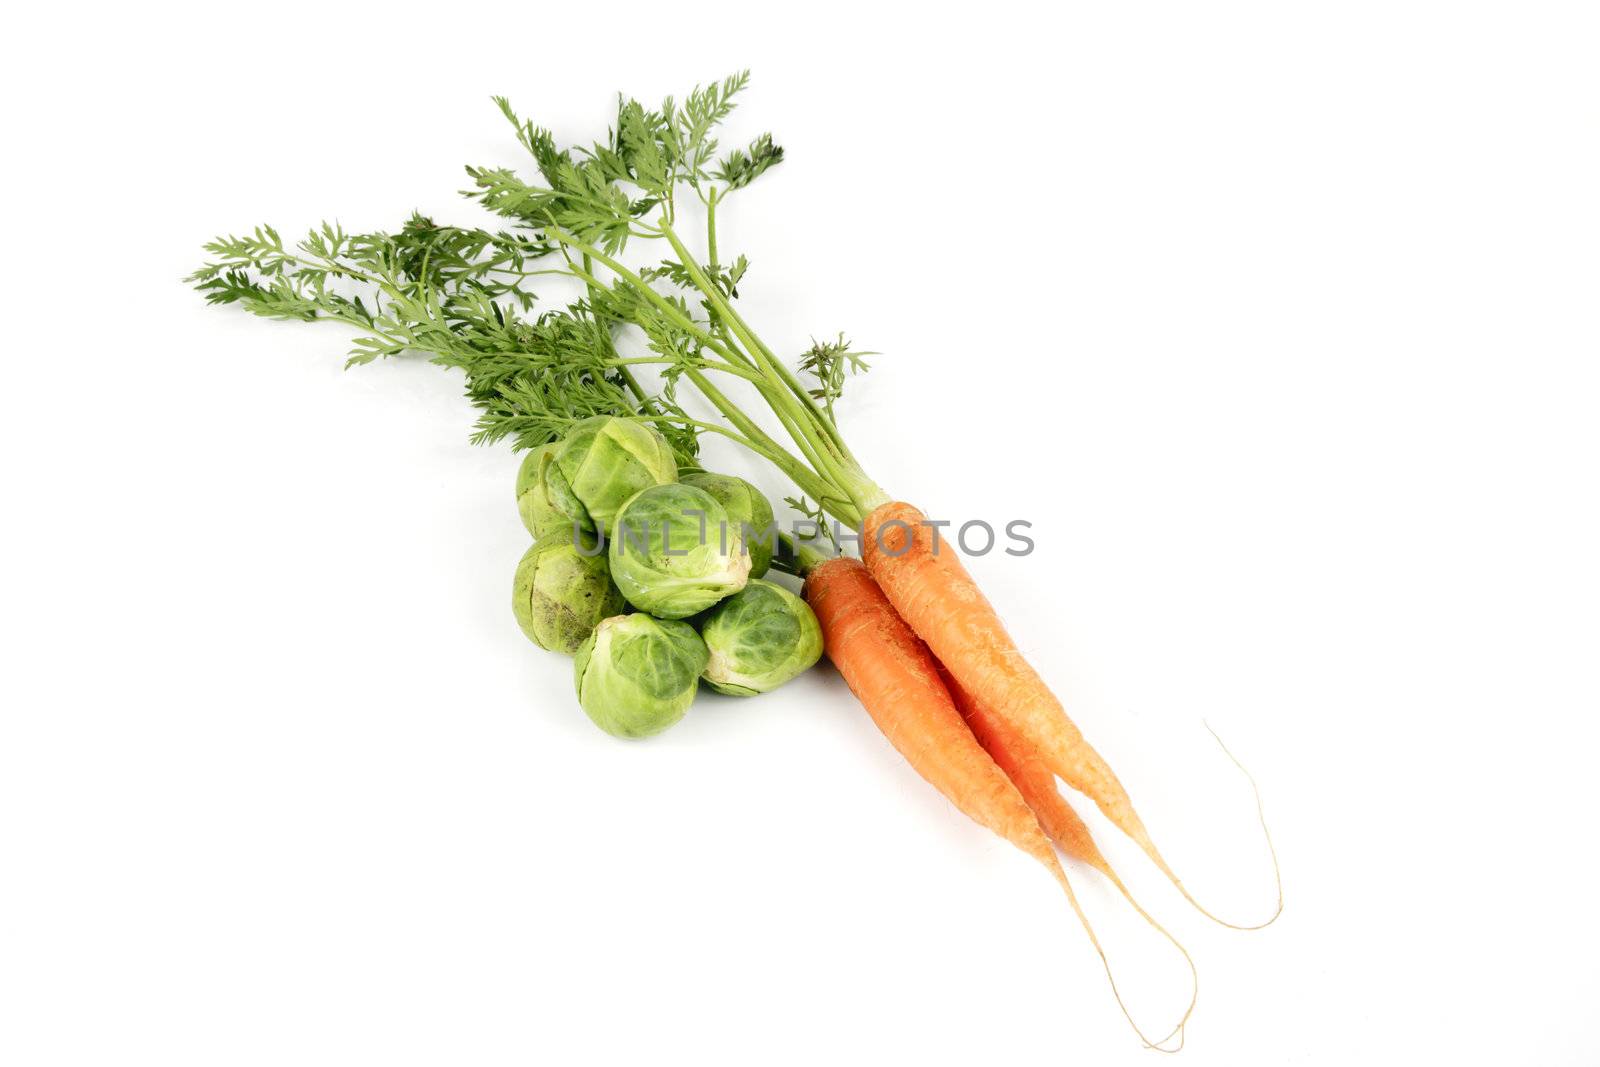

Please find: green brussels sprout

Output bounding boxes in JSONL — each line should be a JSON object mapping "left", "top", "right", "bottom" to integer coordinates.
{"left": 699, "top": 579, "right": 824, "bottom": 696}
{"left": 512, "top": 531, "right": 627, "bottom": 654}
{"left": 515, "top": 444, "right": 593, "bottom": 538}
{"left": 553, "top": 416, "right": 677, "bottom": 530}
{"left": 574, "top": 614, "right": 709, "bottom": 738}
{"left": 679, "top": 472, "right": 777, "bottom": 578}
{"left": 608, "top": 483, "right": 752, "bottom": 619}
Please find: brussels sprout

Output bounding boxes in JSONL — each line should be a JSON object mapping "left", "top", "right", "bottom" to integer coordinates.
{"left": 574, "top": 614, "right": 709, "bottom": 738}
{"left": 699, "top": 579, "right": 824, "bottom": 696}
{"left": 512, "top": 531, "right": 627, "bottom": 654}
{"left": 609, "top": 483, "right": 752, "bottom": 619}
{"left": 679, "top": 472, "right": 777, "bottom": 578}
{"left": 515, "top": 444, "right": 593, "bottom": 538}
{"left": 553, "top": 415, "right": 677, "bottom": 530}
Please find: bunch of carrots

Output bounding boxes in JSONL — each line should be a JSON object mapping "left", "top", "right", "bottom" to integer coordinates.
{"left": 191, "top": 72, "right": 1279, "bottom": 1048}
{"left": 800, "top": 517, "right": 1278, "bottom": 1049}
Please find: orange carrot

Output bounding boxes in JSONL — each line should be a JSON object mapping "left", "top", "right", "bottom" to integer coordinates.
{"left": 805, "top": 557, "right": 1186, "bottom": 1049}
{"left": 864, "top": 502, "right": 1280, "bottom": 929}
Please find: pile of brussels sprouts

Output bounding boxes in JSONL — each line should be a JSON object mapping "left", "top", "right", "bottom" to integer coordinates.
{"left": 511, "top": 416, "right": 824, "bottom": 739}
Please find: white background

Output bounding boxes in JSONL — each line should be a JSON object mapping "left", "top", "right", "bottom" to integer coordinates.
{"left": 3, "top": 3, "right": 1597, "bottom": 1064}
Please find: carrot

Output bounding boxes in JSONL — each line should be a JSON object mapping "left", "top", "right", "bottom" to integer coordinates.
{"left": 864, "top": 502, "right": 1281, "bottom": 930}
{"left": 805, "top": 557, "right": 1186, "bottom": 1049}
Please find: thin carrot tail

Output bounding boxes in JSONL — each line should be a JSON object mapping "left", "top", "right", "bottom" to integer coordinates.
{"left": 1040, "top": 853, "right": 1192, "bottom": 1053}
{"left": 1045, "top": 723, "right": 1282, "bottom": 932}
{"left": 1144, "top": 722, "right": 1284, "bottom": 931}
{"left": 1084, "top": 735, "right": 1279, "bottom": 933}
{"left": 1024, "top": 780, "right": 1199, "bottom": 1048}
{"left": 1092, "top": 862, "right": 1198, "bottom": 1052}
